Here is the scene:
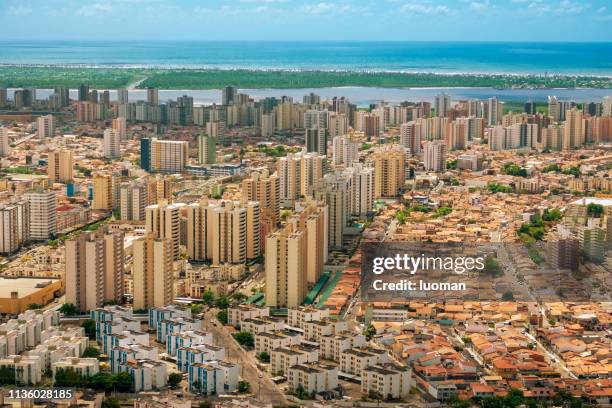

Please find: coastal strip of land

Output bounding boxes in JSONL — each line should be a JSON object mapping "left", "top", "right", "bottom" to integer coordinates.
{"left": 1, "top": 65, "right": 611, "bottom": 90}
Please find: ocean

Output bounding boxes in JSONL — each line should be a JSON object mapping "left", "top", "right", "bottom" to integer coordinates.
{"left": 1, "top": 41, "right": 612, "bottom": 76}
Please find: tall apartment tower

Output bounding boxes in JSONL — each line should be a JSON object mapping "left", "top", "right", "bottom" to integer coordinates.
{"left": 0, "top": 201, "right": 30, "bottom": 254}
{"left": 222, "top": 86, "right": 238, "bottom": 106}
{"left": 117, "top": 88, "right": 129, "bottom": 104}
{"left": 145, "top": 201, "right": 184, "bottom": 261}
{"left": 487, "top": 97, "right": 504, "bottom": 126}
{"left": 119, "top": 181, "right": 148, "bottom": 221}
{"left": 198, "top": 134, "right": 216, "bottom": 165}
{"left": 306, "top": 127, "right": 328, "bottom": 156}
{"left": 265, "top": 224, "right": 307, "bottom": 308}
{"left": 112, "top": 117, "right": 127, "bottom": 140}
{"left": 371, "top": 145, "right": 406, "bottom": 198}
{"left": 65, "top": 227, "right": 125, "bottom": 312}
{"left": 24, "top": 190, "right": 57, "bottom": 241}
{"left": 103, "top": 129, "right": 120, "bottom": 159}
{"left": 424, "top": 140, "right": 448, "bottom": 172}
{"left": 344, "top": 163, "right": 374, "bottom": 217}
{"left": 133, "top": 234, "right": 173, "bottom": 310}
{"left": 332, "top": 135, "right": 358, "bottom": 166}
{"left": 92, "top": 175, "right": 114, "bottom": 211}
{"left": 242, "top": 169, "right": 280, "bottom": 229}
{"left": 400, "top": 121, "right": 422, "bottom": 154}
{"left": 0, "top": 127, "right": 10, "bottom": 157}
{"left": 37, "top": 115, "right": 55, "bottom": 139}
{"left": 563, "top": 108, "right": 585, "bottom": 150}
{"left": 287, "top": 200, "right": 328, "bottom": 284}
{"left": 150, "top": 139, "right": 189, "bottom": 173}
{"left": 146, "top": 88, "right": 159, "bottom": 105}
{"left": 185, "top": 199, "right": 260, "bottom": 264}
{"left": 47, "top": 149, "right": 74, "bottom": 184}
{"left": 434, "top": 93, "right": 451, "bottom": 117}
{"left": 314, "top": 172, "right": 349, "bottom": 250}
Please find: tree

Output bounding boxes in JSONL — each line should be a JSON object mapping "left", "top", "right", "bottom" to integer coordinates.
{"left": 215, "top": 296, "right": 230, "bottom": 309}
{"left": 27, "top": 303, "right": 41, "bottom": 310}
{"left": 0, "top": 366, "right": 16, "bottom": 385}
{"left": 217, "top": 309, "right": 228, "bottom": 325}
{"left": 232, "top": 292, "right": 248, "bottom": 302}
{"left": 238, "top": 380, "right": 250, "bottom": 393}
{"left": 59, "top": 303, "right": 79, "bottom": 316}
{"left": 54, "top": 367, "right": 86, "bottom": 388}
{"left": 114, "top": 371, "right": 133, "bottom": 392}
{"left": 89, "top": 373, "right": 115, "bottom": 392}
{"left": 82, "top": 347, "right": 100, "bottom": 358}
{"left": 232, "top": 331, "right": 254, "bottom": 348}
{"left": 168, "top": 372, "right": 182, "bottom": 388}
{"left": 199, "top": 402, "right": 211, "bottom": 408}
{"left": 202, "top": 289, "right": 215, "bottom": 306}
{"left": 587, "top": 203, "right": 604, "bottom": 217}
{"left": 501, "top": 162, "right": 527, "bottom": 177}
{"left": 101, "top": 398, "right": 120, "bottom": 408}
{"left": 482, "top": 257, "right": 502, "bottom": 277}
{"left": 81, "top": 319, "right": 96, "bottom": 339}
{"left": 363, "top": 324, "right": 376, "bottom": 341}
{"left": 257, "top": 351, "right": 270, "bottom": 363}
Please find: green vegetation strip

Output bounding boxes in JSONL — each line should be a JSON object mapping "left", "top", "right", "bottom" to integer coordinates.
{"left": 1, "top": 66, "right": 612, "bottom": 89}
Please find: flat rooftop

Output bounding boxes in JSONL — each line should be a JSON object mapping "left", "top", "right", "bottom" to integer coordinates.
{"left": 0, "top": 277, "right": 59, "bottom": 298}
{"left": 570, "top": 197, "right": 612, "bottom": 207}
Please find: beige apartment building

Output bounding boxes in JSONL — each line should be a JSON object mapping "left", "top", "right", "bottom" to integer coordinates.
{"left": 145, "top": 201, "right": 184, "bottom": 261}
{"left": 371, "top": 145, "right": 406, "bottom": 198}
{"left": 92, "top": 175, "right": 113, "bottom": 211}
{"left": 242, "top": 169, "right": 280, "bottom": 228}
{"left": 150, "top": 139, "right": 188, "bottom": 173}
{"left": 47, "top": 148, "right": 74, "bottom": 184}
{"left": 265, "top": 224, "right": 307, "bottom": 308}
{"left": 65, "top": 227, "right": 124, "bottom": 312}
{"left": 185, "top": 198, "right": 260, "bottom": 264}
{"left": 133, "top": 234, "right": 173, "bottom": 310}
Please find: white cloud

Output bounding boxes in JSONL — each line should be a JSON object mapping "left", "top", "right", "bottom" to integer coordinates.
{"left": 239, "top": 0, "right": 290, "bottom": 3}
{"left": 301, "top": 2, "right": 336, "bottom": 14}
{"left": 556, "top": 0, "right": 590, "bottom": 14}
{"left": 400, "top": 1, "right": 450, "bottom": 14}
{"left": 8, "top": 5, "right": 33, "bottom": 16}
{"left": 469, "top": 0, "right": 490, "bottom": 11}
{"left": 75, "top": 3, "right": 115, "bottom": 17}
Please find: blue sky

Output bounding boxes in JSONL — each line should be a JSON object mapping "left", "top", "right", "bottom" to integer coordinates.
{"left": 1, "top": 0, "right": 611, "bottom": 41}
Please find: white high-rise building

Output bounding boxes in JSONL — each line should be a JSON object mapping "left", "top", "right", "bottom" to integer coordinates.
{"left": 344, "top": 164, "right": 374, "bottom": 217}
{"left": 603, "top": 96, "right": 612, "bottom": 117}
{"left": 103, "top": 129, "right": 120, "bottom": 159}
{"left": 304, "top": 110, "right": 328, "bottom": 129}
{"left": 434, "top": 93, "right": 451, "bottom": 117}
{"left": 117, "top": 88, "right": 129, "bottom": 104}
{"left": 423, "top": 140, "right": 447, "bottom": 172}
{"left": 37, "top": 115, "right": 54, "bottom": 139}
{"left": 24, "top": 190, "right": 57, "bottom": 241}
{"left": 487, "top": 97, "right": 503, "bottom": 126}
{"left": 332, "top": 135, "right": 358, "bottom": 166}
